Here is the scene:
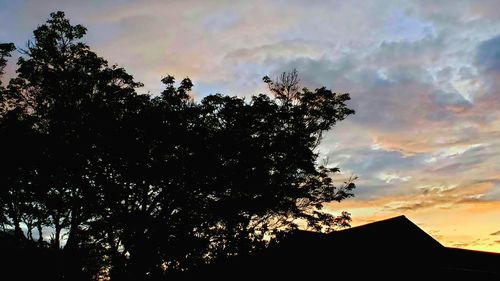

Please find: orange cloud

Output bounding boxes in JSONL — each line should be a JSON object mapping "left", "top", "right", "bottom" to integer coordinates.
{"left": 327, "top": 181, "right": 500, "bottom": 252}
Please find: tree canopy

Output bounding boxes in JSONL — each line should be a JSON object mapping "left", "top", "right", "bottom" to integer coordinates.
{"left": 0, "top": 12, "right": 355, "bottom": 280}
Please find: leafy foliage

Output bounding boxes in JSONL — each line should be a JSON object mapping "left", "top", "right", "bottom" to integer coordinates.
{"left": 0, "top": 12, "right": 355, "bottom": 280}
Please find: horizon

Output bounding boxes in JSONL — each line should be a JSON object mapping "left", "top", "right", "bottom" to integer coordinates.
{"left": 1, "top": 0, "right": 500, "bottom": 253}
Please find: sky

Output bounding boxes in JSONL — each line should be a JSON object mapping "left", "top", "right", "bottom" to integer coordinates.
{"left": 1, "top": 0, "right": 499, "bottom": 253}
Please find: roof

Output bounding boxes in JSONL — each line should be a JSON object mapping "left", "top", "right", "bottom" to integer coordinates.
{"left": 178, "top": 215, "right": 500, "bottom": 280}
{"left": 328, "top": 215, "right": 444, "bottom": 250}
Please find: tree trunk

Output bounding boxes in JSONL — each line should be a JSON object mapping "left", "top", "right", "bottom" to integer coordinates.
{"left": 27, "top": 221, "right": 33, "bottom": 240}
{"left": 64, "top": 208, "right": 80, "bottom": 251}
{"left": 37, "top": 220, "right": 44, "bottom": 245}
{"left": 10, "top": 203, "right": 25, "bottom": 240}
{"left": 64, "top": 218, "right": 79, "bottom": 251}
{"left": 107, "top": 228, "right": 126, "bottom": 280}
{"left": 13, "top": 216, "right": 25, "bottom": 240}
{"left": 54, "top": 215, "right": 61, "bottom": 249}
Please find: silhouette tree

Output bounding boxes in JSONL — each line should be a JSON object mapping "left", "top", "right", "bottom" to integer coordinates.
{"left": 189, "top": 72, "right": 356, "bottom": 259}
{"left": 0, "top": 11, "right": 144, "bottom": 278}
{"left": 0, "top": 42, "right": 14, "bottom": 229}
{"left": 0, "top": 11, "right": 356, "bottom": 280}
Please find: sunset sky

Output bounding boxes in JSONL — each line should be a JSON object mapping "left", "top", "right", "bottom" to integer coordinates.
{"left": 1, "top": 0, "right": 499, "bottom": 252}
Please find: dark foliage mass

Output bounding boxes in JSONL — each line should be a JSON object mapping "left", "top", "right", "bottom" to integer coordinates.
{"left": 0, "top": 12, "right": 355, "bottom": 280}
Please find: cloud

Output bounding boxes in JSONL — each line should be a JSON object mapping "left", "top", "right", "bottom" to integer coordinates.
{"left": 338, "top": 179, "right": 497, "bottom": 215}
{"left": 429, "top": 89, "right": 472, "bottom": 110}
{"left": 452, "top": 241, "right": 474, "bottom": 248}
{"left": 476, "top": 34, "right": 500, "bottom": 73}
{"left": 490, "top": 230, "right": 500, "bottom": 236}
{"left": 224, "top": 39, "right": 327, "bottom": 64}
{"left": 378, "top": 172, "right": 412, "bottom": 184}
{"left": 369, "top": 35, "right": 444, "bottom": 68}
{"left": 471, "top": 34, "right": 500, "bottom": 119}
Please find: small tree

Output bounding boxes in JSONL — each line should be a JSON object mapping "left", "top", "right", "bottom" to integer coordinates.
{"left": 263, "top": 68, "right": 301, "bottom": 102}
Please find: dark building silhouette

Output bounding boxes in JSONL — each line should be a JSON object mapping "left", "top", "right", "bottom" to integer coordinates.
{"left": 180, "top": 216, "right": 500, "bottom": 280}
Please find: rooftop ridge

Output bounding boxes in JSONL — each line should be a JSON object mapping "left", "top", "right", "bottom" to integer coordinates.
{"left": 330, "top": 214, "right": 444, "bottom": 248}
